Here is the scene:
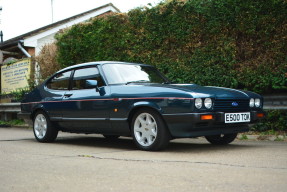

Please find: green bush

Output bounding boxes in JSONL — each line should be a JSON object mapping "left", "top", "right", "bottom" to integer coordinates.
{"left": 0, "top": 88, "right": 30, "bottom": 102}
{"left": 55, "top": 0, "right": 287, "bottom": 93}
{"left": 251, "top": 110, "right": 287, "bottom": 132}
{"left": 56, "top": 13, "right": 131, "bottom": 68}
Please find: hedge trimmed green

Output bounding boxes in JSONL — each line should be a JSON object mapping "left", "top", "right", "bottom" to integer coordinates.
{"left": 56, "top": 0, "right": 287, "bottom": 93}
{"left": 251, "top": 110, "right": 287, "bottom": 132}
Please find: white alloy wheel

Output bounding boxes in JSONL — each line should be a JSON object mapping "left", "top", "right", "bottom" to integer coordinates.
{"left": 33, "top": 111, "right": 58, "bottom": 143}
{"left": 134, "top": 113, "right": 158, "bottom": 147}
{"left": 34, "top": 114, "right": 48, "bottom": 139}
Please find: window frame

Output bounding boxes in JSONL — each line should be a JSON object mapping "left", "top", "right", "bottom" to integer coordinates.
{"left": 45, "top": 64, "right": 113, "bottom": 91}
{"left": 45, "top": 69, "right": 73, "bottom": 91}
{"left": 70, "top": 66, "right": 105, "bottom": 90}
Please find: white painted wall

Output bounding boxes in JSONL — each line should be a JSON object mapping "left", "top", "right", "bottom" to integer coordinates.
{"left": 36, "top": 33, "right": 55, "bottom": 55}
{"left": 22, "top": 4, "right": 119, "bottom": 84}
{"left": 24, "top": 4, "right": 119, "bottom": 56}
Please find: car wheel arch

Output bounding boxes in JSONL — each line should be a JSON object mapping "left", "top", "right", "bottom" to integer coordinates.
{"left": 127, "top": 101, "right": 162, "bottom": 125}
{"left": 31, "top": 107, "right": 48, "bottom": 121}
{"left": 127, "top": 105, "right": 171, "bottom": 136}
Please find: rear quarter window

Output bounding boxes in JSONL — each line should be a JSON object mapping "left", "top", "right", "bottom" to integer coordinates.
{"left": 46, "top": 71, "right": 72, "bottom": 90}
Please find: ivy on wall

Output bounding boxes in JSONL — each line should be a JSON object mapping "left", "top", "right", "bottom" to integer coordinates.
{"left": 55, "top": 0, "right": 287, "bottom": 93}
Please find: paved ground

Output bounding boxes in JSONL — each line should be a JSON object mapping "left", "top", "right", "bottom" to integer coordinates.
{"left": 0, "top": 127, "right": 286, "bottom": 192}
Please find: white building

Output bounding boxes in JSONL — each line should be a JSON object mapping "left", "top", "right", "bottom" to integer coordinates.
{"left": 0, "top": 3, "right": 120, "bottom": 62}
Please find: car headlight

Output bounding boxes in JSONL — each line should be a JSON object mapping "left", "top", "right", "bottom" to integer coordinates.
{"left": 204, "top": 98, "right": 212, "bottom": 109}
{"left": 255, "top": 98, "right": 261, "bottom": 107}
{"left": 249, "top": 98, "right": 255, "bottom": 107}
{"left": 195, "top": 98, "right": 202, "bottom": 109}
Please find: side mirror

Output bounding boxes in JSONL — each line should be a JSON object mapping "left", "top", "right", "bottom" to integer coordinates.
{"left": 85, "top": 80, "right": 99, "bottom": 91}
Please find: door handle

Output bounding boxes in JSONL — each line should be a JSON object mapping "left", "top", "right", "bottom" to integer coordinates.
{"left": 64, "top": 93, "right": 73, "bottom": 97}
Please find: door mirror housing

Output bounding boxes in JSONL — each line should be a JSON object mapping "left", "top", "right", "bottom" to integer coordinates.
{"left": 85, "top": 80, "right": 99, "bottom": 91}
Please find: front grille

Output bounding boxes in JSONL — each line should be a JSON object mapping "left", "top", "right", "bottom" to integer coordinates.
{"left": 214, "top": 99, "right": 250, "bottom": 112}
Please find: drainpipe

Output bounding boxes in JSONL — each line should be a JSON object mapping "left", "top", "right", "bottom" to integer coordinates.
{"left": 0, "top": 31, "right": 3, "bottom": 43}
{"left": 17, "top": 40, "right": 31, "bottom": 58}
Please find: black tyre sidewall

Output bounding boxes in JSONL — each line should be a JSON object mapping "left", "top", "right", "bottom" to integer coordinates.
{"left": 33, "top": 111, "right": 58, "bottom": 143}
{"left": 131, "top": 109, "right": 170, "bottom": 151}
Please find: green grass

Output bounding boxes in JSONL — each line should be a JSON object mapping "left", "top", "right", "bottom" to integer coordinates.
{"left": 239, "top": 134, "right": 248, "bottom": 140}
{"left": 0, "top": 119, "right": 25, "bottom": 126}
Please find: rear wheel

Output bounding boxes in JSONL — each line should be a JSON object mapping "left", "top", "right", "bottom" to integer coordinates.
{"left": 131, "top": 109, "right": 170, "bottom": 151}
{"left": 33, "top": 111, "right": 58, "bottom": 143}
{"left": 205, "top": 133, "right": 238, "bottom": 145}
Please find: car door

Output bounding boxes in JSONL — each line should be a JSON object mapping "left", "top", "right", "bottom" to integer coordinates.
{"left": 59, "top": 66, "right": 112, "bottom": 132}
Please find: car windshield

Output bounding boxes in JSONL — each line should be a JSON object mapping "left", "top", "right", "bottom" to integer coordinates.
{"left": 102, "top": 64, "right": 170, "bottom": 84}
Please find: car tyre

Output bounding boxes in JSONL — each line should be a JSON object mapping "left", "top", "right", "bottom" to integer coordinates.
{"left": 131, "top": 109, "right": 170, "bottom": 151}
{"left": 205, "top": 133, "right": 238, "bottom": 145}
{"left": 33, "top": 111, "right": 58, "bottom": 143}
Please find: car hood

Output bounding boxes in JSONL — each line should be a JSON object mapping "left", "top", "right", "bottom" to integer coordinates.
{"left": 145, "top": 83, "right": 260, "bottom": 99}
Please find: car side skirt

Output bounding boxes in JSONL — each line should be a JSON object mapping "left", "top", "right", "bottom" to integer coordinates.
{"left": 50, "top": 117, "right": 130, "bottom": 135}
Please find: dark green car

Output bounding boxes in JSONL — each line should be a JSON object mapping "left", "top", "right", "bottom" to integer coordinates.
{"left": 19, "top": 61, "right": 265, "bottom": 151}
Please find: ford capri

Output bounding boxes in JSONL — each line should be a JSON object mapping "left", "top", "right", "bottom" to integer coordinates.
{"left": 19, "top": 61, "right": 265, "bottom": 151}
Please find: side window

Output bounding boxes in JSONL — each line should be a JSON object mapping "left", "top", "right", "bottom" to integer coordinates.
{"left": 72, "top": 67, "right": 105, "bottom": 90}
{"left": 46, "top": 71, "right": 72, "bottom": 90}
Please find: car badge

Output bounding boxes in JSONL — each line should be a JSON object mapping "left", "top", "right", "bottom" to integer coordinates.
{"left": 232, "top": 102, "right": 238, "bottom": 107}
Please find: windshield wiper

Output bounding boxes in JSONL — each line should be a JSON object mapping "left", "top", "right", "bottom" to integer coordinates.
{"left": 126, "top": 80, "right": 150, "bottom": 85}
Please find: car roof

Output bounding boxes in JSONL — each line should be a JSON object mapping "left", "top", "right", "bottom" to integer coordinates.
{"left": 57, "top": 61, "right": 151, "bottom": 74}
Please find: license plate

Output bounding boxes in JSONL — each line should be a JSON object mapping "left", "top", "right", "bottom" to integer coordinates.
{"left": 225, "top": 112, "right": 251, "bottom": 123}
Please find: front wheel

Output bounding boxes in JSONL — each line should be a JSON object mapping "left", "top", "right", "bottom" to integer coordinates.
{"left": 205, "top": 133, "right": 238, "bottom": 145}
{"left": 33, "top": 111, "right": 58, "bottom": 143}
{"left": 131, "top": 109, "right": 170, "bottom": 151}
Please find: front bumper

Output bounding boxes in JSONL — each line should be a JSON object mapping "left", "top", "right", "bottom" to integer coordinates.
{"left": 162, "top": 111, "right": 265, "bottom": 138}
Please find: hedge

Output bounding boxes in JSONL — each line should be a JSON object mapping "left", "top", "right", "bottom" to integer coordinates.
{"left": 251, "top": 110, "right": 287, "bottom": 132}
{"left": 55, "top": 0, "right": 287, "bottom": 93}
